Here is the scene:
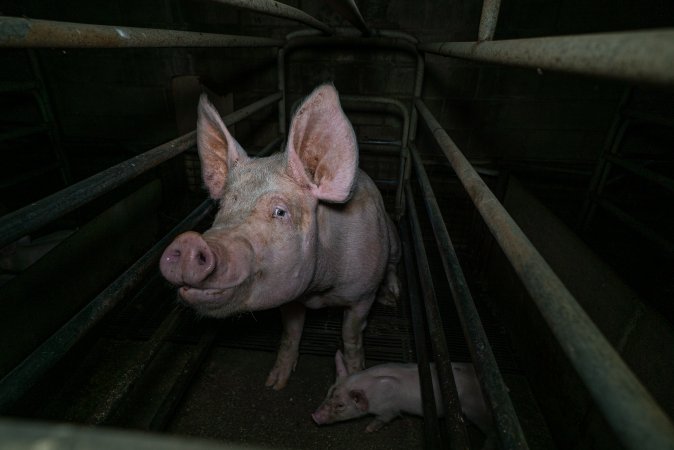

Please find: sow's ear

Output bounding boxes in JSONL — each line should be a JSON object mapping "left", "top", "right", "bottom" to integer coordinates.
{"left": 197, "top": 94, "right": 249, "bottom": 199}
{"left": 286, "top": 84, "right": 358, "bottom": 203}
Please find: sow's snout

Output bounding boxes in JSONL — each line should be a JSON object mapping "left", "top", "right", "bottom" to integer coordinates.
{"left": 160, "top": 231, "right": 216, "bottom": 286}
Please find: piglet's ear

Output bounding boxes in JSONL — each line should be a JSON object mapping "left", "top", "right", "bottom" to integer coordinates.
{"left": 335, "top": 350, "right": 349, "bottom": 381}
{"left": 197, "top": 94, "right": 249, "bottom": 199}
{"left": 286, "top": 84, "right": 358, "bottom": 203}
{"left": 349, "top": 389, "right": 369, "bottom": 412}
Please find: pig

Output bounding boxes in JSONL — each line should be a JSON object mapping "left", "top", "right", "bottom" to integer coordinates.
{"left": 160, "top": 84, "right": 400, "bottom": 390}
{"left": 312, "top": 351, "right": 493, "bottom": 439}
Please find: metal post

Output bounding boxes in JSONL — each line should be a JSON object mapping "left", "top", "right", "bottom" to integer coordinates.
{"left": 0, "top": 200, "right": 214, "bottom": 412}
{"left": 478, "top": 0, "right": 501, "bottom": 41}
{"left": 405, "top": 185, "right": 471, "bottom": 449}
{"left": 419, "top": 29, "right": 674, "bottom": 88}
{"left": 414, "top": 98, "right": 674, "bottom": 450}
{"left": 399, "top": 219, "right": 442, "bottom": 449}
{"left": 0, "top": 92, "right": 282, "bottom": 248}
{"left": 410, "top": 143, "right": 529, "bottom": 449}
{"left": 0, "top": 17, "right": 284, "bottom": 48}
{"left": 208, "top": 0, "right": 333, "bottom": 34}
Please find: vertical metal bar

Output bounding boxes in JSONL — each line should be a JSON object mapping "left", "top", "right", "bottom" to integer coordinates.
{"left": 415, "top": 98, "right": 674, "bottom": 450}
{"left": 277, "top": 48, "right": 287, "bottom": 137}
{"left": 478, "top": 0, "right": 501, "bottom": 41}
{"left": 322, "top": 0, "right": 371, "bottom": 35}
{"left": 399, "top": 219, "right": 442, "bottom": 448}
{"left": 405, "top": 184, "right": 471, "bottom": 449}
{"left": 208, "top": 0, "right": 333, "bottom": 34}
{"left": 410, "top": 144, "right": 529, "bottom": 450}
{"left": 0, "top": 200, "right": 214, "bottom": 412}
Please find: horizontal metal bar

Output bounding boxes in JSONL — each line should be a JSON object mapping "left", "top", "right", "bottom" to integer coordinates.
{"left": 0, "top": 200, "right": 214, "bottom": 412}
{"left": 0, "top": 124, "right": 49, "bottom": 141}
{"left": 398, "top": 219, "right": 442, "bottom": 448}
{"left": 604, "top": 156, "right": 674, "bottom": 194}
{"left": 148, "top": 324, "right": 219, "bottom": 431}
{"left": 478, "top": 0, "right": 501, "bottom": 41}
{"left": 409, "top": 143, "right": 529, "bottom": 450}
{"left": 209, "top": 0, "right": 332, "bottom": 34}
{"left": 88, "top": 305, "right": 186, "bottom": 424}
{"left": 405, "top": 184, "right": 471, "bottom": 449}
{"left": 254, "top": 135, "right": 284, "bottom": 157}
{"left": 622, "top": 109, "right": 674, "bottom": 128}
{"left": 0, "top": 91, "right": 282, "bottom": 248}
{"left": 0, "top": 418, "right": 268, "bottom": 450}
{"left": 415, "top": 98, "right": 674, "bottom": 450}
{"left": 0, "top": 16, "right": 284, "bottom": 48}
{"left": 419, "top": 29, "right": 674, "bottom": 88}
{"left": 594, "top": 196, "right": 674, "bottom": 256}
{"left": 0, "top": 81, "right": 37, "bottom": 93}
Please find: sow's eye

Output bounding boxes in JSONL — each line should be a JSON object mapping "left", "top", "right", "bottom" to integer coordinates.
{"left": 272, "top": 206, "right": 288, "bottom": 219}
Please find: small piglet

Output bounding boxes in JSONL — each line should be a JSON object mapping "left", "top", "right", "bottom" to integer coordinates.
{"left": 312, "top": 351, "right": 493, "bottom": 437}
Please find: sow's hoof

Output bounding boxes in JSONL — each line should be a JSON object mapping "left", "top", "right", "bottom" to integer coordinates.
{"left": 265, "top": 359, "right": 296, "bottom": 390}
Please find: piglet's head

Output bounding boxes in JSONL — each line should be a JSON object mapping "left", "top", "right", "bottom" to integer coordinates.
{"left": 160, "top": 84, "right": 359, "bottom": 318}
{"left": 312, "top": 350, "right": 369, "bottom": 426}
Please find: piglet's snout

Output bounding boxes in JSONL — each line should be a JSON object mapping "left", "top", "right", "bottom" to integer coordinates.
{"left": 160, "top": 231, "right": 216, "bottom": 286}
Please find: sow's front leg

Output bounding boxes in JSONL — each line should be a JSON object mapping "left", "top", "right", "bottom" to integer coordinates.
{"left": 342, "top": 299, "right": 374, "bottom": 373}
{"left": 266, "top": 302, "right": 306, "bottom": 390}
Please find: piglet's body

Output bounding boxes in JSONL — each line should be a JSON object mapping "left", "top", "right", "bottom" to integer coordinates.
{"left": 312, "top": 351, "right": 492, "bottom": 435}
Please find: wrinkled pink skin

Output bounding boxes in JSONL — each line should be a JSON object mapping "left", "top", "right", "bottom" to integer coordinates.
{"left": 160, "top": 84, "right": 400, "bottom": 390}
{"left": 312, "top": 351, "right": 493, "bottom": 437}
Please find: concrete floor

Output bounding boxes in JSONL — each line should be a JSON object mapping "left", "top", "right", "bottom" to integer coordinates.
{"left": 169, "top": 348, "right": 430, "bottom": 449}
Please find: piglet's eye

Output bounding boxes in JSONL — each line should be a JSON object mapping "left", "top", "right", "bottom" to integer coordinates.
{"left": 273, "top": 207, "right": 287, "bottom": 218}
{"left": 336, "top": 403, "right": 345, "bottom": 410}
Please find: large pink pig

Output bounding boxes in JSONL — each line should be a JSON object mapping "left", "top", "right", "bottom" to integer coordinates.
{"left": 160, "top": 84, "right": 400, "bottom": 390}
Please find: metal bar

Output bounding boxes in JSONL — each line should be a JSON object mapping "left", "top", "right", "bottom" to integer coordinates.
{"left": 148, "top": 324, "right": 219, "bottom": 431}
{"left": 322, "top": 0, "right": 370, "bottom": 35}
{"left": 285, "top": 34, "right": 417, "bottom": 55}
{"left": 594, "top": 196, "right": 674, "bottom": 256}
{"left": 0, "top": 200, "right": 214, "bottom": 412}
{"left": 340, "top": 95, "right": 409, "bottom": 148}
{"left": 0, "top": 124, "right": 49, "bottom": 141}
{"left": 0, "top": 418, "right": 268, "bottom": 450}
{"left": 88, "top": 305, "right": 186, "bottom": 424}
{"left": 605, "top": 156, "right": 674, "bottom": 194}
{"left": 623, "top": 108, "right": 674, "bottom": 128}
{"left": 399, "top": 218, "right": 442, "bottom": 449}
{"left": 208, "top": 0, "right": 333, "bottom": 34}
{"left": 419, "top": 29, "right": 674, "bottom": 88}
{"left": 0, "top": 16, "right": 284, "bottom": 48}
{"left": 410, "top": 144, "right": 529, "bottom": 450}
{"left": 478, "top": 0, "right": 501, "bottom": 41}
{"left": 415, "top": 98, "right": 674, "bottom": 450}
{"left": 254, "top": 135, "right": 284, "bottom": 157}
{"left": 0, "top": 91, "right": 282, "bottom": 248}
{"left": 405, "top": 184, "right": 471, "bottom": 449}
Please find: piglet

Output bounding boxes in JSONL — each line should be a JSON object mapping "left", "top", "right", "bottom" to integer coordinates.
{"left": 312, "top": 351, "right": 493, "bottom": 438}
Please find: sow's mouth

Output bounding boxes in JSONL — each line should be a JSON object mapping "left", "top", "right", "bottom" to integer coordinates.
{"left": 178, "top": 285, "right": 237, "bottom": 308}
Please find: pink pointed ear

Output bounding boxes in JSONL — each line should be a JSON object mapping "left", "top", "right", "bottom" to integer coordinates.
{"left": 349, "top": 389, "right": 369, "bottom": 412}
{"left": 335, "top": 350, "right": 349, "bottom": 380}
{"left": 286, "top": 84, "right": 358, "bottom": 203}
{"left": 197, "top": 93, "right": 249, "bottom": 199}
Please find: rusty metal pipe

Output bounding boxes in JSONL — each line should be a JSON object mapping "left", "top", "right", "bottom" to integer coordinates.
{"left": 478, "top": 0, "right": 501, "bottom": 41}
{"left": 410, "top": 144, "right": 529, "bottom": 450}
{"left": 0, "top": 16, "right": 284, "bottom": 48}
{"left": 208, "top": 0, "right": 333, "bottom": 34}
{"left": 0, "top": 92, "right": 282, "bottom": 248}
{"left": 415, "top": 98, "right": 674, "bottom": 450}
{"left": 419, "top": 29, "right": 674, "bottom": 88}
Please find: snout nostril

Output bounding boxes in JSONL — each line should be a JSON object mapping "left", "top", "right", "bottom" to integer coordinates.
{"left": 198, "top": 251, "right": 207, "bottom": 265}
